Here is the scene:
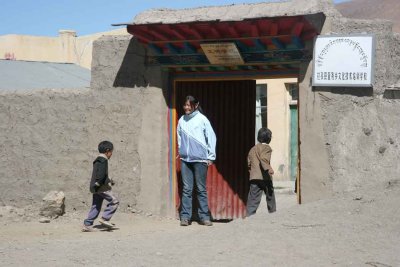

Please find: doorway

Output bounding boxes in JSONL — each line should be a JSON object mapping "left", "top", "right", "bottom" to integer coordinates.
{"left": 174, "top": 80, "right": 256, "bottom": 219}
{"left": 287, "top": 83, "right": 299, "bottom": 194}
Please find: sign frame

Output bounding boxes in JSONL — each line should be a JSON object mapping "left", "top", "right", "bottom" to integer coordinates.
{"left": 312, "top": 34, "right": 375, "bottom": 87}
{"left": 200, "top": 43, "right": 244, "bottom": 65}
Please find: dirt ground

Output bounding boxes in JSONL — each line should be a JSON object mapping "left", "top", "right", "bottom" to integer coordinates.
{"left": 0, "top": 180, "right": 399, "bottom": 267}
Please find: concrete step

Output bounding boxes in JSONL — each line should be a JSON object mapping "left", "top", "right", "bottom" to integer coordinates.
{"left": 273, "top": 180, "right": 296, "bottom": 195}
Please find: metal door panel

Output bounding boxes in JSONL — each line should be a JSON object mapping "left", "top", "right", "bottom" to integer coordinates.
{"left": 174, "top": 80, "right": 256, "bottom": 219}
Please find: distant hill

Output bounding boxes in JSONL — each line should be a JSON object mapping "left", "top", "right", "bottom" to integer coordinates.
{"left": 336, "top": 0, "right": 400, "bottom": 33}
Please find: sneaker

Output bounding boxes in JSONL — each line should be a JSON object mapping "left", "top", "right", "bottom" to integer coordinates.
{"left": 81, "top": 225, "right": 95, "bottom": 232}
{"left": 180, "top": 219, "right": 190, "bottom": 226}
{"left": 199, "top": 220, "right": 213, "bottom": 226}
{"left": 99, "top": 218, "right": 114, "bottom": 228}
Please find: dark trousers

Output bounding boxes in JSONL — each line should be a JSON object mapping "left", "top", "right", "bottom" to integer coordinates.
{"left": 84, "top": 191, "right": 119, "bottom": 226}
{"left": 246, "top": 179, "right": 276, "bottom": 216}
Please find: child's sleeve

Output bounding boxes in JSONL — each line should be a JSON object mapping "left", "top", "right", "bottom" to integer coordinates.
{"left": 94, "top": 161, "right": 107, "bottom": 185}
{"left": 259, "top": 146, "right": 272, "bottom": 172}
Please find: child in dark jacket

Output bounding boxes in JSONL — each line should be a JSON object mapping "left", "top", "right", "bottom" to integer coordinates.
{"left": 82, "top": 141, "right": 119, "bottom": 232}
{"left": 246, "top": 128, "right": 276, "bottom": 216}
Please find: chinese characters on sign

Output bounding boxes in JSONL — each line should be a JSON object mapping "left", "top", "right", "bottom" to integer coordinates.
{"left": 313, "top": 35, "right": 375, "bottom": 87}
{"left": 316, "top": 72, "right": 368, "bottom": 81}
{"left": 200, "top": 43, "right": 244, "bottom": 65}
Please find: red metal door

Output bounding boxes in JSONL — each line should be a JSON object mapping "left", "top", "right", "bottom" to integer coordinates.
{"left": 175, "top": 80, "right": 256, "bottom": 219}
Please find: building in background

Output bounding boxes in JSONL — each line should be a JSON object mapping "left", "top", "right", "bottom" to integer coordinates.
{"left": 0, "top": 28, "right": 128, "bottom": 69}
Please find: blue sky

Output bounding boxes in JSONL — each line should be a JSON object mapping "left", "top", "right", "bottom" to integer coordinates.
{"left": 1, "top": 0, "right": 350, "bottom": 37}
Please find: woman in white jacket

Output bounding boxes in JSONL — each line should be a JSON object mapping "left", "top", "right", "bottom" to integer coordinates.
{"left": 177, "top": 95, "right": 216, "bottom": 226}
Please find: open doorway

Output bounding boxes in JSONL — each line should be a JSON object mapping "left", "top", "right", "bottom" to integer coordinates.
{"left": 172, "top": 77, "right": 300, "bottom": 220}
{"left": 287, "top": 83, "right": 299, "bottom": 193}
{"left": 173, "top": 80, "right": 256, "bottom": 220}
{"left": 255, "top": 79, "right": 299, "bottom": 194}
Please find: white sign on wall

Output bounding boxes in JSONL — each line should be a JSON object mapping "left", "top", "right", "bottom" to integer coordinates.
{"left": 313, "top": 35, "right": 375, "bottom": 87}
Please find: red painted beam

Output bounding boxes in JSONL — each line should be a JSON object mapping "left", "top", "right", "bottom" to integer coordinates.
{"left": 127, "top": 25, "right": 152, "bottom": 43}
{"left": 291, "top": 22, "right": 304, "bottom": 37}
{"left": 256, "top": 19, "right": 270, "bottom": 36}
{"left": 147, "top": 26, "right": 169, "bottom": 41}
{"left": 194, "top": 23, "right": 222, "bottom": 39}
{"left": 178, "top": 24, "right": 203, "bottom": 39}
{"left": 210, "top": 27, "right": 221, "bottom": 39}
{"left": 159, "top": 25, "right": 186, "bottom": 40}
{"left": 235, "top": 20, "right": 253, "bottom": 37}
{"left": 251, "top": 23, "right": 259, "bottom": 37}
{"left": 227, "top": 22, "right": 240, "bottom": 38}
{"left": 215, "top": 22, "right": 231, "bottom": 38}
{"left": 171, "top": 29, "right": 187, "bottom": 40}
{"left": 270, "top": 22, "right": 278, "bottom": 36}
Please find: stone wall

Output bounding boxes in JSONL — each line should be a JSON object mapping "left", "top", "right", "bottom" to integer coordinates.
{"left": 0, "top": 87, "right": 143, "bottom": 213}
{"left": 302, "top": 15, "right": 400, "bottom": 199}
{"left": 0, "top": 89, "right": 92, "bottom": 209}
{"left": 0, "top": 35, "right": 170, "bottom": 216}
{"left": 91, "top": 35, "right": 170, "bottom": 216}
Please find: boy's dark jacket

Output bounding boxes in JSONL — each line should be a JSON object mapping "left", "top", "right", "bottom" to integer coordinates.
{"left": 89, "top": 156, "right": 112, "bottom": 193}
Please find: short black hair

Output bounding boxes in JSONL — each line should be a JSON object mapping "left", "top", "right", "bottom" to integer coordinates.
{"left": 257, "top": 128, "right": 272, "bottom": 144}
{"left": 98, "top": 140, "right": 113, "bottom": 153}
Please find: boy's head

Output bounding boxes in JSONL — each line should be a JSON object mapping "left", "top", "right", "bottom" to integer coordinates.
{"left": 98, "top": 141, "right": 114, "bottom": 159}
{"left": 257, "top": 128, "right": 272, "bottom": 144}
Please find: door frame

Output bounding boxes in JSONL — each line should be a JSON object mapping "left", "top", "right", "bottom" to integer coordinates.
{"left": 167, "top": 73, "right": 301, "bottom": 214}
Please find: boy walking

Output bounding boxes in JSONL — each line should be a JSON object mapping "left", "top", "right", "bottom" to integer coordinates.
{"left": 246, "top": 128, "right": 276, "bottom": 216}
{"left": 82, "top": 141, "right": 119, "bottom": 232}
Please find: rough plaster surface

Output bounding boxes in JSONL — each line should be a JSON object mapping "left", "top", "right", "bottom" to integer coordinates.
{"left": 298, "top": 61, "right": 332, "bottom": 203}
{"left": 0, "top": 35, "right": 168, "bottom": 215}
{"left": 320, "top": 95, "right": 400, "bottom": 193}
{"left": 132, "top": 0, "right": 341, "bottom": 24}
{"left": 137, "top": 87, "right": 170, "bottom": 215}
{"left": 0, "top": 89, "right": 92, "bottom": 210}
{"left": 0, "top": 87, "right": 142, "bottom": 213}
{"left": 315, "top": 16, "right": 400, "bottom": 195}
{"left": 91, "top": 35, "right": 163, "bottom": 90}
{"left": 90, "top": 35, "right": 169, "bottom": 215}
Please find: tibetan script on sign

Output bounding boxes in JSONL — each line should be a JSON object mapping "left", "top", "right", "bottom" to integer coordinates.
{"left": 200, "top": 43, "right": 244, "bottom": 65}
